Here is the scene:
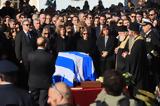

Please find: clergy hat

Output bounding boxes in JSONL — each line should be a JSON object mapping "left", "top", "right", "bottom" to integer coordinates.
{"left": 129, "top": 22, "right": 140, "bottom": 32}
{"left": 141, "top": 18, "right": 153, "bottom": 26}
{"left": 0, "top": 60, "right": 18, "bottom": 73}
{"left": 117, "top": 26, "right": 128, "bottom": 32}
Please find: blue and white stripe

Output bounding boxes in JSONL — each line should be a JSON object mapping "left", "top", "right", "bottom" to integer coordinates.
{"left": 52, "top": 52, "right": 96, "bottom": 87}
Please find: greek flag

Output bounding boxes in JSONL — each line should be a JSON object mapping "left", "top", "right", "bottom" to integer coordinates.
{"left": 52, "top": 52, "right": 96, "bottom": 87}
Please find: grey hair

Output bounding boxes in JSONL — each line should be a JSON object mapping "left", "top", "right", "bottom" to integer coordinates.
{"left": 33, "top": 18, "right": 40, "bottom": 24}
{"left": 32, "top": 13, "right": 39, "bottom": 20}
{"left": 21, "top": 18, "right": 30, "bottom": 25}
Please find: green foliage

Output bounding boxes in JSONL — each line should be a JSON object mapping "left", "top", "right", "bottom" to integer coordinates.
{"left": 122, "top": 72, "right": 158, "bottom": 105}
{"left": 122, "top": 72, "right": 134, "bottom": 86}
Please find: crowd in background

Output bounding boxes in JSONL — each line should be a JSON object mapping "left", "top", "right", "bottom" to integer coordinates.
{"left": 0, "top": 0, "right": 160, "bottom": 106}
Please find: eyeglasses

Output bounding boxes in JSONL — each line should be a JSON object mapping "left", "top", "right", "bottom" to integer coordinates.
{"left": 83, "top": 32, "right": 88, "bottom": 35}
{"left": 44, "top": 33, "right": 49, "bottom": 35}
{"left": 131, "top": 16, "right": 136, "bottom": 18}
{"left": 80, "top": 27, "right": 84, "bottom": 29}
{"left": 24, "top": 24, "right": 30, "bottom": 26}
{"left": 149, "top": 14, "right": 154, "bottom": 16}
{"left": 88, "top": 17, "right": 92, "bottom": 19}
{"left": 118, "top": 22, "right": 123, "bottom": 24}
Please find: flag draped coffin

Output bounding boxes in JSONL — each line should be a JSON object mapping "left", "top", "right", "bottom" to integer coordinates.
{"left": 52, "top": 52, "right": 96, "bottom": 87}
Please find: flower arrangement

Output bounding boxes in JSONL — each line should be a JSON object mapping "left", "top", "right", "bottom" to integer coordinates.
{"left": 122, "top": 72, "right": 134, "bottom": 86}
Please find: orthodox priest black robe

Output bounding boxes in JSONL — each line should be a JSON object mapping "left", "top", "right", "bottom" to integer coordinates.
{"left": 116, "top": 36, "right": 129, "bottom": 72}
{"left": 125, "top": 35, "right": 148, "bottom": 96}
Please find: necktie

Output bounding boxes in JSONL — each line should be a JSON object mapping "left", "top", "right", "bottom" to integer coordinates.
{"left": 27, "top": 32, "right": 31, "bottom": 39}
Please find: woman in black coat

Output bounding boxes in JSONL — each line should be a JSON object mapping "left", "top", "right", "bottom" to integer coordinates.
{"left": 96, "top": 25, "right": 117, "bottom": 75}
{"left": 54, "top": 25, "right": 68, "bottom": 53}
{"left": 76, "top": 26, "right": 96, "bottom": 56}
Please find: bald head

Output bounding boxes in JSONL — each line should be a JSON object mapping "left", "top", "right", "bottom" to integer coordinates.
{"left": 55, "top": 82, "right": 71, "bottom": 94}
{"left": 37, "top": 37, "right": 46, "bottom": 48}
{"left": 47, "top": 82, "right": 73, "bottom": 106}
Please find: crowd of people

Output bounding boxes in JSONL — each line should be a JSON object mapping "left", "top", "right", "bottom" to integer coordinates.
{"left": 0, "top": 0, "right": 160, "bottom": 105}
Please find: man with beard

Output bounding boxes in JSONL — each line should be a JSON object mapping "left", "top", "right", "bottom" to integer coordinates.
{"left": 120, "top": 22, "right": 148, "bottom": 97}
{"left": 115, "top": 25, "right": 129, "bottom": 72}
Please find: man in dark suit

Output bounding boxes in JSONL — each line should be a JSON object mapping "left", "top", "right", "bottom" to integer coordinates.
{"left": 95, "top": 15, "right": 106, "bottom": 38}
{"left": 28, "top": 37, "right": 55, "bottom": 106}
{"left": 15, "top": 18, "right": 37, "bottom": 89}
{"left": 32, "top": 18, "right": 41, "bottom": 38}
{"left": 15, "top": 18, "right": 37, "bottom": 68}
{"left": 0, "top": 60, "right": 32, "bottom": 106}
